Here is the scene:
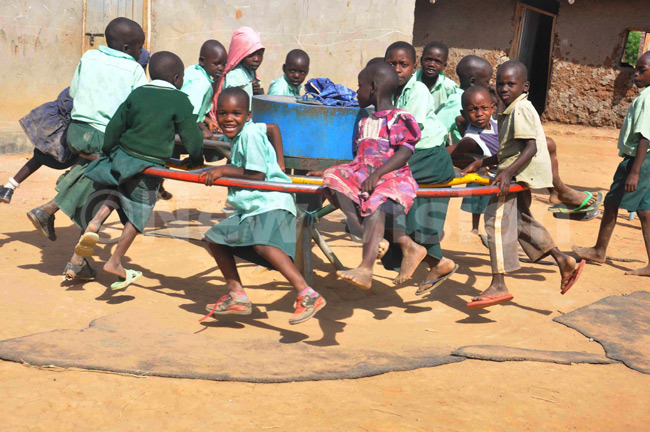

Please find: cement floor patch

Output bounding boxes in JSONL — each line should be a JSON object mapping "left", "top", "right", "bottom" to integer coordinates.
{"left": 452, "top": 345, "right": 618, "bottom": 365}
{"left": 0, "top": 309, "right": 464, "bottom": 383}
{"left": 554, "top": 291, "right": 650, "bottom": 374}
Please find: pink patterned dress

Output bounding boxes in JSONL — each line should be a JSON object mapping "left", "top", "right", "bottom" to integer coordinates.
{"left": 323, "top": 109, "right": 421, "bottom": 217}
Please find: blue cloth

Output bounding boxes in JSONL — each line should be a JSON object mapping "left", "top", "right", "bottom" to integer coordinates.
{"left": 302, "top": 78, "right": 358, "bottom": 107}
{"left": 19, "top": 87, "right": 75, "bottom": 164}
{"left": 137, "top": 48, "right": 151, "bottom": 67}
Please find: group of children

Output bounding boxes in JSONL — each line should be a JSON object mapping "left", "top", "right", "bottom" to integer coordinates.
{"left": 2, "top": 17, "right": 649, "bottom": 324}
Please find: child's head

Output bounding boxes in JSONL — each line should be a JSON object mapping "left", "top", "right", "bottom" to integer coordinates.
{"left": 199, "top": 40, "right": 228, "bottom": 80}
{"left": 149, "top": 51, "right": 185, "bottom": 89}
{"left": 456, "top": 55, "right": 493, "bottom": 90}
{"left": 242, "top": 48, "right": 265, "bottom": 72}
{"left": 216, "top": 88, "right": 251, "bottom": 138}
{"left": 420, "top": 41, "right": 449, "bottom": 81}
{"left": 357, "top": 62, "right": 399, "bottom": 109}
{"left": 384, "top": 41, "right": 417, "bottom": 87}
{"left": 496, "top": 60, "right": 529, "bottom": 107}
{"left": 461, "top": 86, "right": 495, "bottom": 130}
{"left": 366, "top": 57, "right": 385, "bottom": 67}
{"left": 634, "top": 51, "right": 650, "bottom": 89}
{"left": 283, "top": 49, "right": 310, "bottom": 88}
{"left": 104, "top": 17, "right": 145, "bottom": 62}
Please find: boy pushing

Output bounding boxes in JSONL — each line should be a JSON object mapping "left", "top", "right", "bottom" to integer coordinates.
{"left": 462, "top": 61, "right": 585, "bottom": 309}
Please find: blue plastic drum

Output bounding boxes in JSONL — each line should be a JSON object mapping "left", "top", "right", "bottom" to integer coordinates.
{"left": 252, "top": 95, "right": 368, "bottom": 170}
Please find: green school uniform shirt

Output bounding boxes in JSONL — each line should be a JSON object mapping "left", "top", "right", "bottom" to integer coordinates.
{"left": 223, "top": 121, "right": 296, "bottom": 219}
{"left": 415, "top": 69, "right": 463, "bottom": 143}
{"left": 618, "top": 86, "right": 650, "bottom": 157}
{"left": 180, "top": 64, "right": 214, "bottom": 123}
{"left": 70, "top": 45, "right": 148, "bottom": 132}
{"left": 267, "top": 75, "right": 301, "bottom": 97}
{"left": 497, "top": 93, "right": 553, "bottom": 189}
{"left": 393, "top": 74, "right": 448, "bottom": 149}
{"left": 103, "top": 80, "right": 204, "bottom": 167}
{"left": 223, "top": 64, "right": 256, "bottom": 109}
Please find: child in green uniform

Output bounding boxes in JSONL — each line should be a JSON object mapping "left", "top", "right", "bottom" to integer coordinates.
{"left": 181, "top": 39, "right": 228, "bottom": 139}
{"left": 268, "top": 49, "right": 310, "bottom": 97}
{"left": 201, "top": 88, "right": 326, "bottom": 325}
{"left": 416, "top": 41, "right": 463, "bottom": 143}
{"left": 66, "top": 51, "right": 204, "bottom": 287}
{"left": 573, "top": 51, "right": 650, "bottom": 277}
{"left": 383, "top": 41, "right": 458, "bottom": 295}
{"left": 26, "top": 18, "right": 147, "bottom": 253}
{"left": 462, "top": 61, "right": 585, "bottom": 309}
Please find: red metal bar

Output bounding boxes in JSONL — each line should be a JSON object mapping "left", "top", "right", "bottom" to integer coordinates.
{"left": 143, "top": 166, "right": 528, "bottom": 198}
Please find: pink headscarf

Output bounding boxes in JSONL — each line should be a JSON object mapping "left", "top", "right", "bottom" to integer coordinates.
{"left": 209, "top": 26, "right": 264, "bottom": 120}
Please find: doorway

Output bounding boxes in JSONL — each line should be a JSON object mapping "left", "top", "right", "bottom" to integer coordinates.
{"left": 82, "top": 0, "right": 150, "bottom": 53}
{"left": 512, "top": 1, "right": 556, "bottom": 114}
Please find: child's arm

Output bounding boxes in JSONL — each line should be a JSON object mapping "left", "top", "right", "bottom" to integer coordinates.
{"left": 252, "top": 79, "right": 265, "bottom": 95}
{"left": 265, "top": 123, "right": 285, "bottom": 170}
{"left": 198, "top": 122, "right": 213, "bottom": 139}
{"left": 202, "top": 166, "right": 265, "bottom": 185}
{"left": 626, "top": 136, "right": 649, "bottom": 192}
{"left": 492, "top": 138, "right": 537, "bottom": 196}
{"left": 361, "top": 146, "right": 413, "bottom": 194}
{"left": 447, "top": 137, "right": 484, "bottom": 169}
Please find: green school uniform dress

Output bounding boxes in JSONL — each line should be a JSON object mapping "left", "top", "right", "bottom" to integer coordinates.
{"left": 83, "top": 80, "right": 204, "bottom": 232}
{"left": 416, "top": 69, "right": 463, "bottom": 143}
{"left": 382, "top": 74, "right": 455, "bottom": 268}
{"left": 267, "top": 75, "right": 301, "bottom": 97}
{"left": 204, "top": 121, "right": 297, "bottom": 268}
{"left": 604, "top": 85, "right": 650, "bottom": 211}
{"left": 54, "top": 46, "right": 148, "bottom": 229}
{"left": 223, "top": 64, "right": 257, "bottom": 109}
{"left": 180, "top": 64, "right": 223, "bottom": 162}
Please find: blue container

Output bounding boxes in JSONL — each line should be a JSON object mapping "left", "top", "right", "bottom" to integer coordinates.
{"left": 252, "top": 95, "right": 368, "bottom": 164}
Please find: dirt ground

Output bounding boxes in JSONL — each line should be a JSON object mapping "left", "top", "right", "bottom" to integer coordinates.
{"left": 1, "top": 122, "right": 649, "bottom": 431}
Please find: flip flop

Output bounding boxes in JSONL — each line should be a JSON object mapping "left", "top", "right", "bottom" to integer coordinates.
{"left": 110, "top": 269, "right": 142, "bottom": 290}
{"left": 74, "top": 232, "right": 99, "bottom": 257}
{"left": 548, "top": 191, "right": 603, "bottom": 214}
{"left": 416, "top": 264, "right": 459, "bottom": 296}
{"left": 553, "top": 208, "right": 600, "bottom": 221}
{"left": 561, "top": 259, "right": 585, "bottom": 295}
{"left": 466, "top": 293, "right": 514, "bottom": 310}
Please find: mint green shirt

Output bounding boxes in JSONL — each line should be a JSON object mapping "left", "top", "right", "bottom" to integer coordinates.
{"left": 415, "top": 69, "right": 463, "bottom": 143}
{"left": 393, "top": 74, "right": 448, "bottom": 149}
{"left": 268, "top": 75, "right": 301, "bottom": 97}
{"left": 618, "top": 86, "right": 650, "bottom": 157}
{"left": 223, "top": 64, "right": 256, "bottom": 109}
{"left": 224, "top": 121, "right": 296, "bottom": 219}
{"left": 181, "top": 64, "right": 213, "bottom": 123}
{"left": 69, "top": 45, "right": 148, "bottom": 132}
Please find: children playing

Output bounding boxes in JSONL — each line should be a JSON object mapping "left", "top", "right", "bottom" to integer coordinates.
{"left": 25, "top": 17, "right": 147, "bottom": 248}
{"left": 416, "top": 41, "right": 463, "bottom": 142}
{"left": 201, "top": 87, "right": 325, "bottom": 324}
{"left": 461, "top": 60, "right": 585, "bottom": 309}
{"left": 323, "top": 62, "right": 425, "bottom": 289}
{"left": 267, "top": 49, "right": 310, "bottom": 97}
{"left": 573, "top": 51, "right": 650, "bottom": 277}
{"left": 383, "top": 41, "right": 458, "bottom": 294}
{"left": 181, "top": 39, "right": 228, "bottom": 139}
{"left": 209, "top": 26, "right": 265, "bottom": 118}
{"left": 65, "top": 51, "right": 204, "bottom": 287}
{"left": 448, "top": 86, "right": 499, "bottom": 234}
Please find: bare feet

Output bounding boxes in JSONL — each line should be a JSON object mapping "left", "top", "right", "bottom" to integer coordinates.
{"left": 471, "top": 274, "right": 509, "bottom": 301}
{"left": 572, "top": 245, "right": 606, "bottom": 263}
{"left": 555, "top": 253, "right": 577, "bottom": 281}
{"left": 625, "top": 265, "right": 650, "bottom": 276}
{"left": 556, "top": 189, "right": 596, "bottom": 208}
{"left": 548, "top": 188, "right": 561, "bottom": 204}
{"left": 377, "top": 238, "right": 389, "bottom": 260}
{"left": 337, "top": 267, "right": 373, "bottom": 290}
{"left": 394, "top": 241, "right": 427, "bottom": 285}
{"left": 103, "top": 260, "right": 127, "bottom": 279}
{"left": 415, "top": 257, "right": 457, "bottom": 295}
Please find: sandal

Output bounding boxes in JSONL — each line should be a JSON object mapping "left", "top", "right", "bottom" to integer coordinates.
{"left": 110, "top": 269, "right": 142, "bottom": 290}
{"left": 74, "top": 232, "right": 99, "bottom": 257}
{"left": 62, "top": 258, "right": 97, "bottom": 281}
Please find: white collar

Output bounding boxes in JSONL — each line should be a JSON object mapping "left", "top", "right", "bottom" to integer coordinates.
{"left": 148, "top": 79, "right": 176, "bottom": 89}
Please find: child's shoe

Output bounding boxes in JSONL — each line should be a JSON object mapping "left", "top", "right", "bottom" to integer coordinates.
{"left": 27, "top": 207, "right": 56, "bottom": 241}
{"left": 290, "top": 291, "right": 326, "bottom": 325}
{"left": 62, "top": 258, "right": 97, "bottom": 281}
{"left": 0, "top": 187, "right": 13, "bottom": 204}
{"left": 205, "top": 293, "right": 252, "bottom": 316}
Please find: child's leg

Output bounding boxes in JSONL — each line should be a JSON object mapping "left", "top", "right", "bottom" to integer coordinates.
{"left": 389, "top": 205, "right": 427, "bottom": 285}
{"left": 572, "top": 204, "right": 619, "bottom": 263}
{"left": 624, "top": 209, "right": 650, "bottom": 276}
{"left": 1, "top": 158, "right": 43, "bottom": 203}
{"left": 337, "top": 210, "right": 385, "bottom": 289}
{"left": 547, "top": 137, "right": 596, "bottom": 207}
{"left": 203, "top": 242, "right": 253, "bottom": 316}
{"left": 471, "top": 213, "right": 481, "bottom": 233}
{"left": 103, "top": 221, "right": 139, "bottom": 279}
{"left": 68, "top": 197, "right": 117, "bottom": 267}
{"left": 329, "top": 191, "right": 364, "bottom": 239}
